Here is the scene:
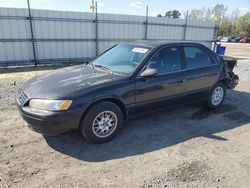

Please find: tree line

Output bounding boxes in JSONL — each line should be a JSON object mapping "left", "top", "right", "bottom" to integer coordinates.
{"left": 157, "top": 4, "right": 250, "bottom": 37}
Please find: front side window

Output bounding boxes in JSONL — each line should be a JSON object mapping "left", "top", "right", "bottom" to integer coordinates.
{"left": 184, "top": 46, "right": 213, "bottom": 69}
{"left": 93, "top": 44, "right": 151, "bottom": 75}
{"left": 147, "top": 47, "right": 182, "bottom": 74}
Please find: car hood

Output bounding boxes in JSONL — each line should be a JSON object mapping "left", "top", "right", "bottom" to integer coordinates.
{"left": 22, "top": 64, "right": 124, "bottom": 99}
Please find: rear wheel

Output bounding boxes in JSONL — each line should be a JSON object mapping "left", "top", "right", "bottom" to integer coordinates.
{"left": 80, "top": 101, "right": 123, "bottom": 144}
{"left": 207, "top": 82, "right": 226, "bottom": 109}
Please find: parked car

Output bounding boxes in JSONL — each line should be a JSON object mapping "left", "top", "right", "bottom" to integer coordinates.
{"left": 230, "top": 37, "right": 237, "bottom": 42}
{"left": 220, "top": 37, "right": 229, "bottom": 42}
{"left": 220, "top": 36, "right": 236, "bottom": 42}
{"left": 239, "top": 37, "right": 250, "bottom": 43}
{"left": 235, "top": 37, "right": 243, "bottom": 42}
{"left": 212, "top": 36, "right": 222, "bottom": 42}
{"left": 16, "top": 42, "right": 239, "bottom": 143}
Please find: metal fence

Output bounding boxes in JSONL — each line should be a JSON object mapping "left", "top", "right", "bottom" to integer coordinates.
{"left": 0, "top": 6, "right": 216, "bottom": 67}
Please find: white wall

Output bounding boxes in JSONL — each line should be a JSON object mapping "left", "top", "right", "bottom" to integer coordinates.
{"left": 0, "top": 8, "right": 215, "bottom": 66}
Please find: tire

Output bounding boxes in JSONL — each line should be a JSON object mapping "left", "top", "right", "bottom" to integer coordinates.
{"left": 80, "top": 101, "right": 123, "bottom": 144}
{"left": 207, "top": 82, "right": 226, "bottom": 109}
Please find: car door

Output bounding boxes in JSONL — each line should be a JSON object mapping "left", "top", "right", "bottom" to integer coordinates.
{"left": 134, "top": 46, "right": 186, "bottom": 114}
{"left": 181, "top": 45, "right": 221, "bottom": 100}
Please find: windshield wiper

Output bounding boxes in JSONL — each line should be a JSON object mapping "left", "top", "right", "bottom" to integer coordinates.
{"left": 95, "top": 65, "right": 113, "bottom": 73}
{"left": 86, "top": 61, "right": 95, "bottom": 69}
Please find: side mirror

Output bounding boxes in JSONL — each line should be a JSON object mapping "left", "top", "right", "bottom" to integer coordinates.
{"left": 140, "top": 68, "right": 157, "bottom": 77}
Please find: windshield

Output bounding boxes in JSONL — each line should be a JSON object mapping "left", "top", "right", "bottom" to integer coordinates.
{"left": 93, "top": 44, "right": 151, "bottom": 75}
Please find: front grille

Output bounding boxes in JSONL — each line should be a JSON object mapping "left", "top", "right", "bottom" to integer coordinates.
{"left": 17, "top": 90, "right": 28, "bottom": 105}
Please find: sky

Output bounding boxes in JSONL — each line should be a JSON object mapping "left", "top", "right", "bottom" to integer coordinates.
{"left": 0, "top": 0, "right": 249, "bottom": 17}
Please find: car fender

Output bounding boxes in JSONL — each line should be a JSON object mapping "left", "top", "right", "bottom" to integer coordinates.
{"left": 82, "top": 94, "right": 128, "bottom": 119}
{"left": 88, "top": 94, "right": 126, "bottom": 105}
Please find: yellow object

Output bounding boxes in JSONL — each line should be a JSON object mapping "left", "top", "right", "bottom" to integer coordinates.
{"left": 59, "top": 100, "right": 72, "bottom": 110}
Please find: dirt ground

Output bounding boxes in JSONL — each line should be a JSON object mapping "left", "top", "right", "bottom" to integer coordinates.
{"left": 0, "top": 43, "right": 250, "bottom": 188}
{"left": 221, "top": 42, "right": 250, "bottom": 59}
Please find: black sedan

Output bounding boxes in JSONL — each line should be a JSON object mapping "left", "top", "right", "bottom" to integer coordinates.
{"left": 16, "top": 42, "right": 239, "bottom": 143}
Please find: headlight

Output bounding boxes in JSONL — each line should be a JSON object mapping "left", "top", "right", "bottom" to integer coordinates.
{"left": 29, "top": 99, "right": 72, "bottom": 111}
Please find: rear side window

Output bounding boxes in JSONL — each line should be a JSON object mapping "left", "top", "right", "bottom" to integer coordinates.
{"left": 184, "top": 47, "right": 213, "bottom": 69}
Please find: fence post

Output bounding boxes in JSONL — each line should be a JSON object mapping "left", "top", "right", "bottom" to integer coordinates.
{"left": 183, "top": 10, "right": 188, "bottom": 41}
{"left": 27, "top": 0, "right": 37, "bottom": 66}
{"left": 213, "top": 25, "right": 219, "bottom": 52}
{"left": 95, "top": 1, "right": 98, "bottom": 57}
{"left": 144, "top": 5, "right": 148, "bottom": 40}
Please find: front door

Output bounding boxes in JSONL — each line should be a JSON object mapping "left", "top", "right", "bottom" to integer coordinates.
{"left": 135, "top": 46, "right": 186, "bottom": 114}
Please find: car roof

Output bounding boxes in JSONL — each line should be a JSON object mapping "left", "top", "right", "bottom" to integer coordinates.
{"left": 124, "top": 40, "right": 206, "bottom": 48}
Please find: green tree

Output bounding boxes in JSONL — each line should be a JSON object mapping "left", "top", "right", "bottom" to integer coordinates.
{"left": 219, "top": 17, "right": 231, "bottom": 36}
{"left": 203, "top": 7, "right": 212, "bottom": 21}
{"left": 238, "top": 12, "right": 250, "bottom": 36}
{"left": 188, "top": 8, "right": 212, "bottom": 21}
{"left": 188, "top": 9, "right": 203, "bottom": 20}
{"left": 165, "top": 11, "right": 172, "bottom": 18}
{"left": 172, "top": 10, "right": 181, "bottom": 18}
{"left": 212, "top": 4, "right": 227, "bottom": 26}
{"left": 162, "top": 10, "right": 181, "bottom": 18}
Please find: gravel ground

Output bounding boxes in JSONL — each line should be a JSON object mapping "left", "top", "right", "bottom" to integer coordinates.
{"left": 0, "top": 45, "right": 250, "bottom": 188}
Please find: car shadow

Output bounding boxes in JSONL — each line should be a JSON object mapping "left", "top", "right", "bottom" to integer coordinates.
{"left": 44, "top": 89, "right": 250, "bottom": 162}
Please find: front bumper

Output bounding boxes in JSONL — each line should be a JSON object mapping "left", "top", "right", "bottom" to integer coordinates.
{"left": 16, "top": 96, "right": 82, "bottom": 136}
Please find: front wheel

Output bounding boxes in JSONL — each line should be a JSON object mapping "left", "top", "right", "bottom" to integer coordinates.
{"left": 207, "top": 82, "right": 226, "bottom": 109}
{"left": 80, "top": 101, "right": 123, "bottom": 144}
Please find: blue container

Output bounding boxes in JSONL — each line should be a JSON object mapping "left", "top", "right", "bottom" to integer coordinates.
{"left": 216, "top": 45, "right": 226, "bottom": 55}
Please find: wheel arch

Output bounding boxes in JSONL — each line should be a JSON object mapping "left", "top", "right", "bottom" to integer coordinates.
{"left": 216, "top": 78, "right": 230, "bottom": 89}
{"left": 79, "top": 96, "right": 128, "bottom": 128}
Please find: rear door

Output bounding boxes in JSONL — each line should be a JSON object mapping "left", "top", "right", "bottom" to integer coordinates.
{"left": 182, "top": 45, "right": 221, "bottom": 100}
